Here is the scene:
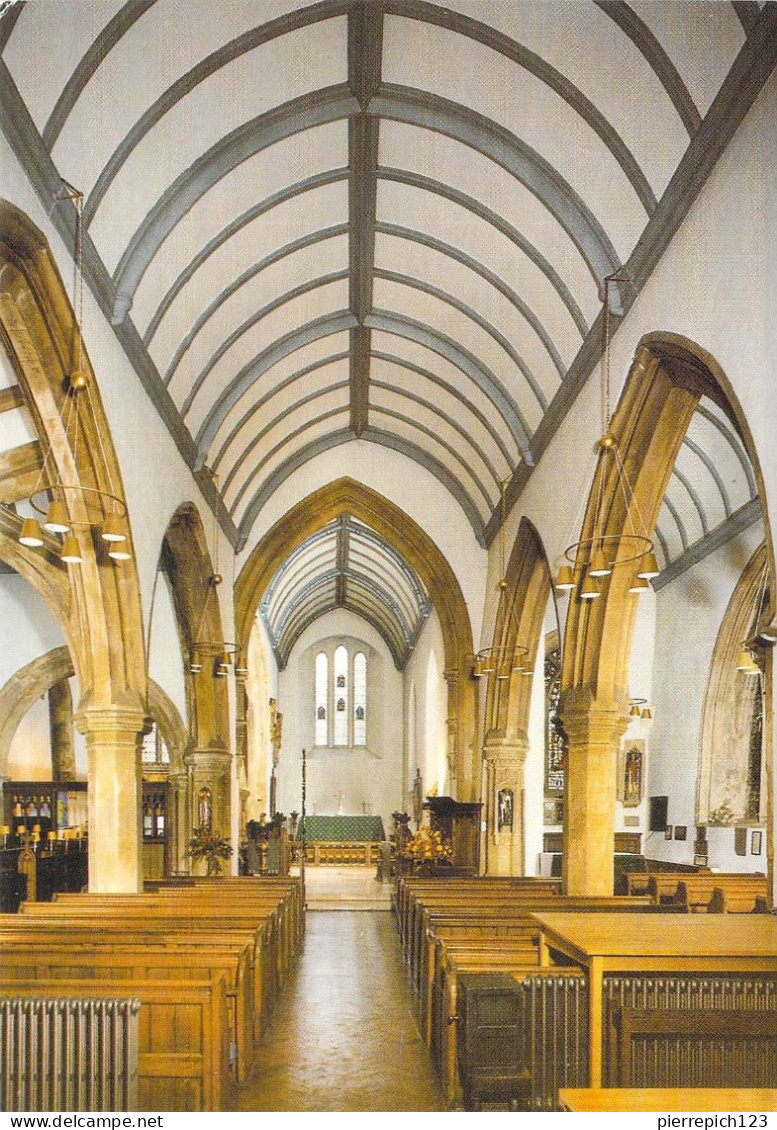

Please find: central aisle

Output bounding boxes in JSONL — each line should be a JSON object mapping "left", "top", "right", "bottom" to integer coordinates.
{"left": 231, "top": 907, "right": 448, "bottom": 1111}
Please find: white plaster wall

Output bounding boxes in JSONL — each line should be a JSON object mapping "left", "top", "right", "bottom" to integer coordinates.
{"left": 404, "top": 610, "right": 449, "bottom": 801}
{"left": 0, "top": 131, "right": 237, "bottom": 699}
{"left": 647, "top": 524, "right": 764, "bottom": 871}
{"left": 245, "top": 614, "right": 278, "bottom": 823}
{"left": 0, "top": 575, "right": 66, "bottom": 685}
{"left": 276, "top": 608, "right": 404, "bottom": 837}
{"left": 148, "top": 571, "right": 187, "bottom": 724}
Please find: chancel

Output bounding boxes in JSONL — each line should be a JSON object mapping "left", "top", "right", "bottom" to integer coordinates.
{"left": 0, "top": 0, "right": 775, "bottom": 1115}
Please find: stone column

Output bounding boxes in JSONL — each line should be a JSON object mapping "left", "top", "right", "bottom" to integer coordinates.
{"left": 167, "top": 771, "right": 188, "bottom": 873}
{"left": 482, "top": 733, "right": 529, "bottom": 875}
{"left": 75, "top": 706, "right": 146, "bottom": 893}
{"left": 562, "top": 703, "right": 628, "bottom": 896}
{"left": 185, "top": 745, "right": 232, "bottom": 871}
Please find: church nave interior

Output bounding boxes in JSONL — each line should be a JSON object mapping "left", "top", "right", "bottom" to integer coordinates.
{"left": 0, "top": 0, "right": 776, "bottom": 1115}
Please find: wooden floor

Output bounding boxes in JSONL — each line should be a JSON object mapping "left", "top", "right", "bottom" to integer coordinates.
{"left": 230, "top": 873, "right": 446, "bottom": 1111}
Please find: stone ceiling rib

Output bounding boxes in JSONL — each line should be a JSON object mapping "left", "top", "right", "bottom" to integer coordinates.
{"left": 2, "top": 0, "right": 773, "bottom": 603}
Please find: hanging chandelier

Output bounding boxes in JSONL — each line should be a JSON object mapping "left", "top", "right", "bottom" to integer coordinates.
{"left": 471, "top": 478, "right": 528, "bottom": 681}
{"left": 188, "top": 470, "right": 247, "bottom": 681}
{"left": 555, "top": 273, "right": 657, "bottom": 601}
{"left": 16, "top": 183, "right": 131, "bottom": 566}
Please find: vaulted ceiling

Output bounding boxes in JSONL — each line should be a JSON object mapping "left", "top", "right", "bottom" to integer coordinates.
{"left": 1, "top": 0, "right": 772, "bottom": 645}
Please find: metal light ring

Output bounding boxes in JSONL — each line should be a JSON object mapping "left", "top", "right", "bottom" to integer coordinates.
{"left": 563, "top": 533, "right": 653, "bottom": 568}
{"left": 476, "top": 643, "right": 528, "bottom": 660}
{"left": 191, "top": 641, "right": 240, "bottom": 656}
{"left": 30, "top": 484, "right": 128, "bottom": 527}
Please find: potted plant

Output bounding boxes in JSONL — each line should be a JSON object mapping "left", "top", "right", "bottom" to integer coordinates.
{"left": 188, "top": 824, "right": 233, "bottom": 876}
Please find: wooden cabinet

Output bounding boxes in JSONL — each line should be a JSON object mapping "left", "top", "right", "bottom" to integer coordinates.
{"left": 424, "top": 796, "right": 482, "bottom": 874}
{"left": 3, "top": 781, "right": 87, "bottom": 841}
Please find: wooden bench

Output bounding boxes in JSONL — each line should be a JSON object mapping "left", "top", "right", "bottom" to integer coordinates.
{"left": 418, "top": 896, "right": 653, "bottom": 1038}
{"left": 674, "top": 873, "right": 768, "bottom": 912}
{"left": 9, "top": 906, "right": 276, "bottom": 1036}
{"left": 0, "top": 977, "right": 232, "bottom": 1111}
{"left": 30, "top": 886, "right": 294, "bottom": 971}
{"left": 0, "top": 938, "right": 255, "bottom": 1085}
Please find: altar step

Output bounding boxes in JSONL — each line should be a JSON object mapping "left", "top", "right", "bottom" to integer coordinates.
{"left": 297, "top": 865, "right": 392, "bottom": 911}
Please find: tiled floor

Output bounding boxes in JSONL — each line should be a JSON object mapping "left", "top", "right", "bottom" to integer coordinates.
{"left": 230, "top": 870, "right": 447, "bottom": 1112}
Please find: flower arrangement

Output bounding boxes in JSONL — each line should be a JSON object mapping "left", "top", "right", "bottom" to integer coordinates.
{"left": 399, "top": 827, "right": 452, "bottom": 863}
{"left": 188, "top": 824, "right": 233, "bottom": 876}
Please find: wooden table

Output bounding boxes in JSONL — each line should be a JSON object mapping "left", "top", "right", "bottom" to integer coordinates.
{"left": 533, "top": 912, "right": 777, "bottom": 1089}
{"left": 560, "top": 1088, "right": 777, "bottom": 1112}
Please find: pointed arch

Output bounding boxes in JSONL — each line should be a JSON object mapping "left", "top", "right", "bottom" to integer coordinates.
{"left": 234, "top": 477, "right": 477, "bottom": 796}
{"left": 698, "top": 543, "right": 769, "bottom": 826}
{"left": 0, "top": 200, "right": 147, "bottom": 891}
{"left": 160, "top": 502, "right": 231, "bottom": 844}
{"left": 559, "top": 332, "right": 774, "bottom": 895}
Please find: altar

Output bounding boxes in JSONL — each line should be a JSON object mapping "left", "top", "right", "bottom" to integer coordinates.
{"left": 298, "top": 815, "right": 386, "bottom": 866}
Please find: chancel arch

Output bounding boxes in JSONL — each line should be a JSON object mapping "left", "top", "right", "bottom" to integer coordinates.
{"left": 234, "top": 477, "right": 476, "bottom": 797}
{"left": 0, "top": 201, "right": 147, "bottom": 891}
{"left": 559, "top": 332, "right": 774, "bottom": 896}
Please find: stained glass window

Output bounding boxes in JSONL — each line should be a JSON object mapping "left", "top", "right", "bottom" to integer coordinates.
{"left": 315, "top": 652, "right": 328, "bottom": 745}
{"left": 354, "top": 651, "right": 367, "bottom": 745}
{"left": 333, "top": 646, "right": 348, "bottom": 745}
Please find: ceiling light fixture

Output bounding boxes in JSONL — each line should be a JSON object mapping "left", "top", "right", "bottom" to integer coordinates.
{"left": 14, "top": 183, "right": 131, "bottom": 567}
{"left": 189, "top": 470, "right": 247, "bottom": 681}
{"left": 471, "top": 477, "right": 527, "bottom": 680}
{"left": 555, "top": 273, "right": 656, "bottom": 600}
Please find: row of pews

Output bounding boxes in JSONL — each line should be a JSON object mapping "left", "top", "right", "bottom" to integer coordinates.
{"left": 0, "top": 876, "right": 304, "bottom": 1111}
{"left": 623, "top": 870, "right": 769, "bottom": 912}
{"left": 395, "top": 873, "right": 775, "bottom": 1111}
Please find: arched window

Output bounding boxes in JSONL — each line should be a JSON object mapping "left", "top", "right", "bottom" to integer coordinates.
{"left": 141, "top": 721, "right": 170, "bottom": 766}
{"left": 314, "top": 652, "right": 328, "bottom": 746}
{"left": 353, "top": 652, "right": 367, "bottom": 745}
{"left": 312, "top": 645, "right": 370, "bottom": 748}
{"left": 333, "top": 646, "right": 348, "bottom": 745}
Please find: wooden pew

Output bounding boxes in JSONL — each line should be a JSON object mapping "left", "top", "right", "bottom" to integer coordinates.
{"left": 403, "top": 881, "right": 561, "bottom": 974}
{"left": 29, "top": 885, "right": 295, "bottom": 972}
{"left": 0, "top": 977, "right": 232, "bottom": 1111}
{"left": 674, "top": 873, "right": 768, "bottom": 912}
{"left": 0, "top": 938, "right": 255, "bottom": 1085}
{"left": 417, "top": 896, "right": 653, "bottom": 1038}
{"left": 50, "top": 885, "right": 299, "bottom": 984}
{"left": 396, "top": 876, "right": 560, "bottom": 953}
{"left": 10, "top": 906, "right": 276, "bottom": 1037}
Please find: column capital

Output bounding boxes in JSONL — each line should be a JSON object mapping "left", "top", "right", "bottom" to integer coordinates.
{"left": 73, "top": 705, "right": 147, "bottom": 742}
{"left": 482, "top": 728, "right": 529, "bottom": 767}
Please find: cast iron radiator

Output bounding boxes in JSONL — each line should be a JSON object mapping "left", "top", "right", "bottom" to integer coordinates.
{"left": 0, "top": 997, "right": 140, "bottom": 1112}
{"left": 521, "top": 972, "right": 589, "bottom": 1109}
{"left": 603, "top": 976, "right": 777, "bottom": 1088}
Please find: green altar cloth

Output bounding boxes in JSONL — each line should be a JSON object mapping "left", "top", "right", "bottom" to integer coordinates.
{"left": 299, "top": 815, "right": 385, "bottom": 842}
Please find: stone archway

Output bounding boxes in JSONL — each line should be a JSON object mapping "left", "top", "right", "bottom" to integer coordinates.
{"left": 160, "top": 503, "right": 231, "bottom": 855}
{"left": 235, "top": 478, "right": 477, "bottom": 798}
{"left": 699, "top": 544, "right": 770, "bottom": 828}
{"left": 559, "top": 333, "right": 774, "bottom": 895}
{"left": 481, "top": 518, "right": 555, "bottom": 875}
{"left": 0, "top": 646, "right": 74, "bottom": 778}
{"left": 0, "top": 201, "right": 147, "bottom": 891}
